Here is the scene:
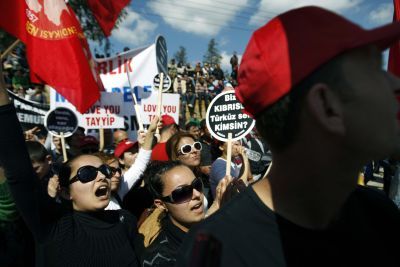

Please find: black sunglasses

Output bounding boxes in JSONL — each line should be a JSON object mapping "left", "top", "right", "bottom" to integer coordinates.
{"left": 69, "top": 164, "right": 112, "bottom": 184}
{"left": 161, "top": 177, "right": 204, "bottom": 204}
{"left": 178, "top": 141, "right": 202, "bottom": 155}
{"left": 110, "top": 166, "right": 122, "bottom": 176}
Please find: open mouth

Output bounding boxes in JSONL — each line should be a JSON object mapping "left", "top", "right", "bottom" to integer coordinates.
{"left": 191, "top": 202, "right": 203, "bottom": 211}
{"left": 95, "top": 185, "right": 109, "bottom": 197}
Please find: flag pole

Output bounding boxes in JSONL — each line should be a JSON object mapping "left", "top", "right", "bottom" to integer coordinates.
{"left": 0, "top": 39, "right": 20, "bottom": 60}
{"left": 126, "top": 72, "right": 144, "bottom": 132}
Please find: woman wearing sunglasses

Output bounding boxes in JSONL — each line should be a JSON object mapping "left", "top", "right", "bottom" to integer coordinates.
{"left": 140, "top": 161, "right": 229, "bottom": 266}
{"left": 90, "top": 117, "right": 159, "bottom": 211}
{"left": 166, "top": 132, "right": 202, "bottom": 168}
{"left": 0, "top": 68, "right": 141, "bottom": 265}
{"left": 166, "top": 132, "right": 214, "bottom": 203}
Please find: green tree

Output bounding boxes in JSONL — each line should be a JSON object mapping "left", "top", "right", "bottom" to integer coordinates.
{"left": 174, "top": 46, "right": 188, "bottom": 65}
{"left": 0, "top": 31, "right": 17, "bottom": 52}
{"left": 203, "top": 38, "right": 222, "bottom": 65}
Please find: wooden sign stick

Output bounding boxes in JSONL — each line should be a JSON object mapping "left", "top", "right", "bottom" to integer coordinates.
{"left": 156, "top": 72, "right": 164, "bottom": 135}
{"left": 60, "top": 132, "right": 68, "bottom": 163}
{"left": 226, "top": 133, "right": 232, "bottom": 176}
{"left": 99, "top": 128, "right": 104, "bottom": 152}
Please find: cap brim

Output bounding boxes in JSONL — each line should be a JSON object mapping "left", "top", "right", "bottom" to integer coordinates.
{"left": 355, "top": 21, "right": 400, "bottom": 51}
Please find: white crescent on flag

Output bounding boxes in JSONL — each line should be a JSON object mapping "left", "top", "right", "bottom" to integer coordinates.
{"left": 25, "top": 0, "right": 70, "bottom": 26}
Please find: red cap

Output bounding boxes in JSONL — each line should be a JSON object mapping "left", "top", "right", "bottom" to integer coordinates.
{"left": 79, "top": 135, "right": 99, "bottom": 148}
{"left": 114, "top": 140, "right": 138, "bottom": 158}
{"left": 161, "top": 114, "right": 177, "bottom": 128}
{"left": 235, "top": 6, "right": 400, "bottom": 117}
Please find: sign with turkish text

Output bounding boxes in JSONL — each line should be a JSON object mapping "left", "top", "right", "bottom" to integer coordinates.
{"left": 45, "top": 107, "right": 78, "bottom": 137}
{"left": 50, "top": 39, "right": 167, "bottom": 138}
{"left": 206, "top": 91, "right": 255, "bottom": 142}
{"left": 8, "top": 90, "right": 49, "bottom": 130}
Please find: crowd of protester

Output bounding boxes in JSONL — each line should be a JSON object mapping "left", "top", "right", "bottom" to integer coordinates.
{"left": 0, "top": 54, "right": 271, "bottom": 265}
{"left": 168, "top": 54, "right": 239, "bottom": 127}
{"left": 1, "top": 6, "right": 400, "bottom": 266}
{"left": 1, "top": 45, "right": 48, "bottom": 104}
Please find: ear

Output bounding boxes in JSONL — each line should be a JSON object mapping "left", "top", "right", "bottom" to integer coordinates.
{"left": 305, "top": 84, "right": 345, "bottom": 135}
{"left": 118, "top": 158, "right": 124, "bottom": 166}
{"left": 154, "top": 199, "right": 168, "bottom": 212}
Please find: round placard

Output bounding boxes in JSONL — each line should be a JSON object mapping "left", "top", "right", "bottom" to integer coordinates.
{"left": 206, "top": 90, "right": 255, "bottom": 142}
{"left": 153, "top": 73, "right": 171, "bottom": 92}
{"left": 44, "top": 107, "right": 78, "bottom": 138}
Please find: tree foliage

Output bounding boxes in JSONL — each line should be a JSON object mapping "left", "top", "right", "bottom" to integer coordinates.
{"left": 203, "top": 38, "right": 222, "bottom": 65}
{"left": 0, "top": 30, "right": 17, "bottom": 52}
{"left": 174, "top": 46, "right": 188, "bottom": 65}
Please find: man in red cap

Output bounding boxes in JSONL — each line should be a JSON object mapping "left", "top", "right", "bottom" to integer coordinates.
{"left": 177, "top": 6, "right": 400, "bottom": 266}
{"left": 151, "top": 114, "right": 179, "bottom": 161}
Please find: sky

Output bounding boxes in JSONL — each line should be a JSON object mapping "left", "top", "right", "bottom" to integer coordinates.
{"left": 96, "top": 0, "right": 395, "bottom": 72}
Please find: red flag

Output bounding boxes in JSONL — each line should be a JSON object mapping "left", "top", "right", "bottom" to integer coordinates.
{"left": 389, "top": 0, "right": 400, "bottom": 77}
{"left": 0, "top": 0, "right": 102, "bottom": 113}
{"left": 87, "top": 0, "right": 131, "bottom": 37}
{"left": 389, "top": 0, "right": 400, "bottom": 120}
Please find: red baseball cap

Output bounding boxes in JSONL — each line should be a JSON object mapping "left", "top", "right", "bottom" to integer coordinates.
{"left": 161, "top": 114, "right": 177, "bottom": 128}
{"left": 79, "top": 135, "right": 99, "bottom": 148}
{"left": 114, "top": 140, "right": 138, "bottom": 158}
{"left": 235, "top": 6, "right": 400, "bottom": 117}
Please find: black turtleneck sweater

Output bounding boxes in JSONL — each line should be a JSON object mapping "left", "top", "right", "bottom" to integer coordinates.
{"left": 140, "top": 217, "right": 186, "bottom": 267}
{"left": 0, "top": 104, "right": 139, "bottom": 267}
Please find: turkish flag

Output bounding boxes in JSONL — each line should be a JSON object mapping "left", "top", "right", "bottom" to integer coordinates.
{"left": 87, "top": 0, "right": 131, "bottom": 37}
{"left": 0, "top": 0, "right": 102, "bottom": 113}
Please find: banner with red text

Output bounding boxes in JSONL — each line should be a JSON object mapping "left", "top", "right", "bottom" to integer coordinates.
{"left": 51, "top": 42, "right": 176, "bottom": 139}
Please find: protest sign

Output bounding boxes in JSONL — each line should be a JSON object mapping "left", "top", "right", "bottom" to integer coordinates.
{"left": 50, "top": 91, "right": 125, "bottom": 130}
{"left": 206, "top": 91, "right": 255, "bottom": 175}
{"left": 141, "top": 92, "right": 180, "bottom": 124}
{"left": 8, "top": 89, "right": 49, "bottom": 130}
{"left": 206, "top": 91, "right": 255, "bottom": 142}
{"left": 45, "top": 107, "right": 78, "bottom": 138}
{"left": 51, "top": 38, "right": 167, "bottom": 139}
{"left": 155, "top": 35, "right": 168, "bottom": 75}
{"left": 153, "top": 73, "right": 171, "bottom": 93}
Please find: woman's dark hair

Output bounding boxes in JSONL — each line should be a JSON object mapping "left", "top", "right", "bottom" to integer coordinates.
{"left": 58, "top": 162, "right": 72, "bottom": 189}
{"left": 166, "top": 132, "right": 196, "bottom": 161}
{"left": 26, "top": 141, "right": 49, "bottom": 162}
{"left": 143, "top": 161, "right": 184, "bottom": 199}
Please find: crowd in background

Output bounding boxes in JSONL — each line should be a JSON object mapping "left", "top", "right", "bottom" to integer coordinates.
{"left": 1, "top": 45, "right": 48, "bottom": 104}
{"left": 167, "top": 53, "right": 239, "bottom": 126}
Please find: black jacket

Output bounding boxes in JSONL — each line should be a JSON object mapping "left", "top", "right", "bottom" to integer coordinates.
{"left": 141, "top": 217, "right": 185, "bottom": 267}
